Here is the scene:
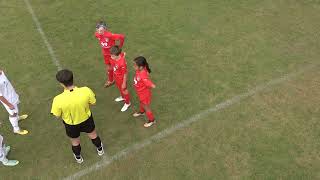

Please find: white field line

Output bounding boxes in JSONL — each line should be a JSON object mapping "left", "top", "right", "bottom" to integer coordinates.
{"left": 23, "top": 0, "right": 62, "bottom": 70}
{"left": 63, "top": 63, "right": 319, "bottom": 180}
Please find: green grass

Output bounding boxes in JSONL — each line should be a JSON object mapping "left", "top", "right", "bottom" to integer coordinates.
{"left": 0, "top": 0, "right": 319, "bottom": 179}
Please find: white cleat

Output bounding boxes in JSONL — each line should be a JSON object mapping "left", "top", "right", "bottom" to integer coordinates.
{"left": 121, "top": 103, "right": 131, "bottom": 112}
{"left": 144, "top": 120, "right": 156, "bottom": 128}
{"left": 2, "top": 160, "right": 19, "bottom": 166}
{"left": 114, "top": 96, "right": 125, "bottom": 102}
{"left": 73, "top": 154, "right": 83, "bottom": 164}
{"left": 133, "top": 112, "right": 145, "bottom": 117}
{"left": 97, "top": 145, "right": 105, "bottom": 156}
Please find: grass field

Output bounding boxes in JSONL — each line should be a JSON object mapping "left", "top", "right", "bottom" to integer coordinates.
{"left": 0, "top": 0, "right": 320, "bottom": 179}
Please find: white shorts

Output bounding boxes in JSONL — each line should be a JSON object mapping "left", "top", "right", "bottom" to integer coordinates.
{"left": 1, "top": 103, "right": 19, "bottom": 116}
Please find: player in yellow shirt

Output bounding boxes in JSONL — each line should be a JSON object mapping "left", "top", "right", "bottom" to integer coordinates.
{"left": 51, "top": 69, "right": 104, "bottom": 164}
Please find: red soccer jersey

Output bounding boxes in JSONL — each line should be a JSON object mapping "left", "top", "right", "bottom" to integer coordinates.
{"left": 133, "top": 69, "right": 155, "bottom": 94}
{"left": 95, "top": 31, "right": 125, "bottom": 55}
{"left": 110, "top": 52, "right": 127, "bottom": 80}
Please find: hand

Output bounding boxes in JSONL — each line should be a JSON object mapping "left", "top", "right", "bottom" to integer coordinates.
{"left": 151, "top": 84, "right": 156, "bottom": 89}
{"left": 8, "top": 103, "right": 15, "bottom": 110}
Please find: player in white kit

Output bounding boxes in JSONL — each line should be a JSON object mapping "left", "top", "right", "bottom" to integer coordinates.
{"left": 0, "top": 70, "right": 28, "bottom": 135}
{"left": 0, "top": 134, "right": 19, "bottom": 166}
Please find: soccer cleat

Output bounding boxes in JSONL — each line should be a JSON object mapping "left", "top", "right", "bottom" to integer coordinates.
{"left": 14, "top": 129, "right": 28, "bottom": 135}
{"left": 133, "top": 112, "right": 145, "bottom": 117}
{"left": 2, "top": 160, "right": 19, "bottom": 166}
{"left": 121, "top": 103, "right": 131, "bottom": 112}
{"left": 144, "top": 120, "right": 156, "bottom": 128}
{"left": 73, "top": 154, "right": 83, "bottom": 164}
{"left": 104, "top": 80, "right": 114, "bottom": 88}
{"left": 114, "top": 96, "right": 125, "bottom": 102}
{"left": 97, "top": 145, "right": 104, "bottom": 156}
{"left": 18, "top": 114, "right": 28, "bottom": 121}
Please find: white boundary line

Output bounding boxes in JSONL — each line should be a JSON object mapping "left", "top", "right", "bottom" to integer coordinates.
{"left": 23, "top": 0, "right": 62, "bottom": 70}
{"left": 64, "top": 63, "right": 319, "bottom": 180}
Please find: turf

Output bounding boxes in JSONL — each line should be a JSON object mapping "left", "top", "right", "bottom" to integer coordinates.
{"left": 0, "top": 0, "right": 319, "bottom": 179}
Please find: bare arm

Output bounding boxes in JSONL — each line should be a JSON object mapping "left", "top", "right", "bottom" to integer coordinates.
{"left": 0, "top": 96, "right": 14, "bottom": 109}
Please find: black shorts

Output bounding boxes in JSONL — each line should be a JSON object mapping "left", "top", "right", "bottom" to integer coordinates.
{"left": 63, "top": 115, "right": 95, "bottom": 138}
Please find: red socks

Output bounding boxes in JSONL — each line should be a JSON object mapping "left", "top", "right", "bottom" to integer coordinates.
{"left": 146, "top": 111, "right": 155, "bottom": 122}
{"left": 123, "top": 93, "right": 130, "bottom": 104}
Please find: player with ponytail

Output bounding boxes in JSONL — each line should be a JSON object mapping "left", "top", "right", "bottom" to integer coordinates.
{"left": 132, "top": 56, "right": 156, "bottom": 127}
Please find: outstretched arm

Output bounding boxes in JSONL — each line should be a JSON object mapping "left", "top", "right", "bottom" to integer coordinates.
{"left": 112, "top": 33, "right": 125, "bottom": 48}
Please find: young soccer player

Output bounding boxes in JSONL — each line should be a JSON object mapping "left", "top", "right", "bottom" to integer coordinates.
{"left": 132, "top": 56, "right": 156, "bottom": 127}
{"left": 0, "top": 134, "right": 19, "bottom": 166}
{"left": 95, "top": 21, "right": 125, "bottom": 88}
{"left": 0, "top": 70, "right": 28, "bottom": 135}
{"left": 51, "top": 69, "right": 104, "bottom": 164}
{"left": 109, "top": 46, "right": 131, "bottom": 112}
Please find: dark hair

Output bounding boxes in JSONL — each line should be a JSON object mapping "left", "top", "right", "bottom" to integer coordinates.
{"left": 96, "top": 21, "right": 107, "bottom": 29}
{"left": 56, "top": 69, "right": 74, "bottom": 87}
{"left": 134, "top": 56, "right": 151, "bottom": 73}
{"left": 110, "top": 46, "right": 122, "bottom": 56}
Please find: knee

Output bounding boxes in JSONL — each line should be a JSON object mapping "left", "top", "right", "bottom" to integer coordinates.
{"left": 70, "top": 139, "right": 80, "bottom": 146}
{"left": 88, "top": 131, "right": 97, "bottom": 139}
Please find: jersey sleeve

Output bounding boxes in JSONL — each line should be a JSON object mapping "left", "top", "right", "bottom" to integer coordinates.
{"left": 51, "top": 97, "right": 62, "bottom": 117}
{"left": 95, "top": 32, "right": 100, "bottom": 39}
{"left": 112, "top": 33, "right": 125, "bottom": 48}
{"left": 87, "top": 87, "right": 97, "bottom": 105}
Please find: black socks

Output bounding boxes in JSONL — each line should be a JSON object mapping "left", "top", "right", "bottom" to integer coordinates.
{"left": 91, "top": 136, "right": 102, "bottom": 150}
{"left": 72, "top": 145, "right": 81, "bottom": 158}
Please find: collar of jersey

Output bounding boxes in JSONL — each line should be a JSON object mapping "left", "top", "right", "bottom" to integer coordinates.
{"left": 63, "top": 86, "right": 78, "bottom": 93}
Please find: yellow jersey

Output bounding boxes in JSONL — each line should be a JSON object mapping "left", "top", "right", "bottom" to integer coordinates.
{"left": 51, "top": 87, "right": 96, "bottom": 125}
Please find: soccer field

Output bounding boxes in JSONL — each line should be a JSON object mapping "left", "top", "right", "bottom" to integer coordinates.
{"left": 0, "top": 0, "right": 320, "bottom": 179}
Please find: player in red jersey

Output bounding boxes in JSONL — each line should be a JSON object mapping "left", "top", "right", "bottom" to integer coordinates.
{"left": 109, "top": 46, "right": 131, "bottom": 112}
{"left": 95, "top": 21, "right": 125, "bottom": 87}
{"left": 132, "top": 56, "right": 156, "bottom": 127}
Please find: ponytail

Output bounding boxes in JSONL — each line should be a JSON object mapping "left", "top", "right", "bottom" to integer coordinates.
{"left": 145, "top": 62, "right": 151, "bottom": 73}
{"left": 134, "top": 56, "right": 152, "bottom": 73}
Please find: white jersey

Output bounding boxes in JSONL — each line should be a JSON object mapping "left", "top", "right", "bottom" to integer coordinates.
{"left": 0, "top": 71, "right": 19, "bottom": 105}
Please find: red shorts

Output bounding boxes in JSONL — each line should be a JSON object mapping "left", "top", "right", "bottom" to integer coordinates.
{"left": 103, "top": 54, "right": 111, "bottom": 65}
{"left": 138, "top": 91, "right": 152, "bottom": 105}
